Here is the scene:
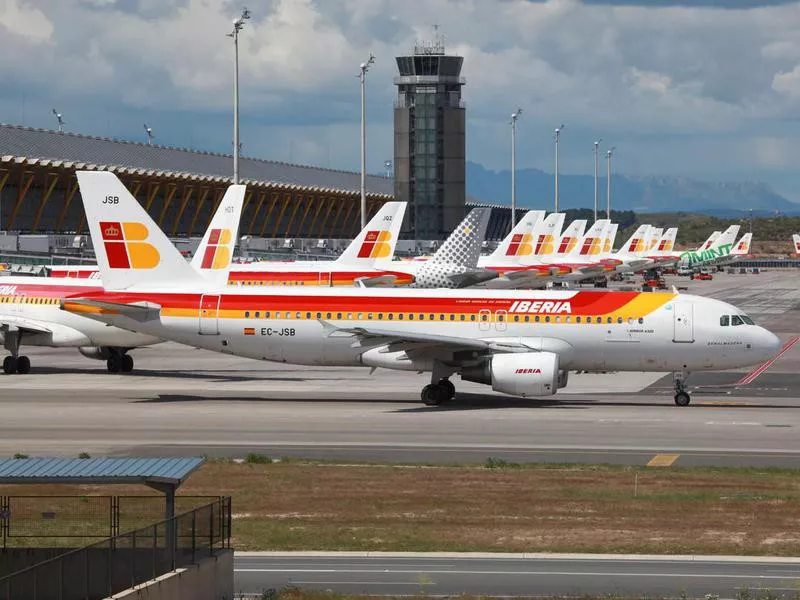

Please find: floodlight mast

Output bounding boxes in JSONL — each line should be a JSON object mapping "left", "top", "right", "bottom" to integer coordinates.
{"left": 359, "top": 53, "right": 375, "bottom": 229}
{"left": 143, "top": 124, "right": 154, "bottom": 146}
{"left": 593, "top": 140, "right": 602, "bottom": 223}
{"left": 228, "top": 7, "right": 251, "bottom": 185}
{"left": 606, "top": 146, "right": 616, "bottom": 219}
{"left": 554, "top": 124, "right": 565, "bottom": 212}
{"left": 52, "top": 109, "right": 64, "bottom": 133}
{"left": 510, "top": 108, "right": 522, "bottom": 230}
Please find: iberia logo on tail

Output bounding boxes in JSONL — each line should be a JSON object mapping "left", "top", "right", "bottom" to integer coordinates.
{"left": 535, "top": 234, "right": 555, "bottom": 256}
{"left": 558, "top": 236, "right": 578, "bottom": 254}
{"left": 658, "top": 239, "right": 674, "bottom": 252}
{"left": 579, "top": 237, "right": 603, "bottom": 256}
{"left": 357, "top": 230, "right": 393, "bottom": 258}
{"left": 100, "top": 221, "right": 160, "bottom": 269}
{"left": 627, "top": 238, "right": 645, "bottom": 253}
{"left": 201, "top": 228, "right": 233, "bottom": 270}
{"left": 506, "top": 234, "right": 534, "bottom": 257}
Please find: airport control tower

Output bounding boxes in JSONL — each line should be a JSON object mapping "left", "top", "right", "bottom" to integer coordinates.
{"left": 394, "top": 35, "right": 466, "bottom": 240}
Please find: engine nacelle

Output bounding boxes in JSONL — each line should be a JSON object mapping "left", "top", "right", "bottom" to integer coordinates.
{"left": 462, "top": 352, "right": 559, "bottom": 397}
{"left": 78, "top": 346, "right": 113, "bottom": 361}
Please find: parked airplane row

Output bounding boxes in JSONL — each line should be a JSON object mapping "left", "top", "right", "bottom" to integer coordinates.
{"left": 1, "top": 172, "right": 775, "bottom": 409}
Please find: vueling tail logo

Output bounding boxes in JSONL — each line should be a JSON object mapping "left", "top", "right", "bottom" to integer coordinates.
{"left": 100, "top": 221, "right": 159, "bottom": 269}
{"left": 357, "top": 230, "right": 393, "bottom": 259}
{"left": 200, "top": 228, "right": 233, "bottom": 270}
{"left": 506, "top": 233, "right": 534, "bottom": 257}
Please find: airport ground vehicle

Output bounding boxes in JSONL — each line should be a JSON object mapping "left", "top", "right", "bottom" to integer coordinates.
{"left": 63, "top": 172, "right": 782, "bottom": 407}
{"left": 695, "top": 272, "right": 713, "bottom": 281}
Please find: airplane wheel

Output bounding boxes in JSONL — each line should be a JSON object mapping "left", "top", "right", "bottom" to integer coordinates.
{"left": 3, "top": 356, "right": 17, "bottom": 375}
{"left": 674, "top": 392, "right": 691, "bottom": 407}
{"left": 440, "top": 379, "right": 456, "bottom": 399}
{"left": 16, "top": 356, "right": 30, "bottom": 374}
{"left": 107, "top": 355, "right": 122, "bottom": 373}
{"left": 121, "top": 354, "right": 134, "bottom": 373}
{"left": 421, "top": 384, "right": 443, "bottom": 406}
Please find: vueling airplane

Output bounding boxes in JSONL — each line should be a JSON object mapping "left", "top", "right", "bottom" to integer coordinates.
{"left": 63, "top": 171, "right": 781, "bottom": 407}
{"left": 0, "top": 184, "right": 245, "bottom": 374}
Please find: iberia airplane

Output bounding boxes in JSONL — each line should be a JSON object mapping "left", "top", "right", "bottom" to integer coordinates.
{"left": 63, "top": 171, "right": 781, "bottom": 407}
{"left": 0, "top": 184, "right": 245, "bottom": 374}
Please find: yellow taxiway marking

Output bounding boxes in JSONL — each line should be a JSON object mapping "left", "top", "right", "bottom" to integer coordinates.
{"left": 647, "top": 454, "right": 680, "bottom": 467}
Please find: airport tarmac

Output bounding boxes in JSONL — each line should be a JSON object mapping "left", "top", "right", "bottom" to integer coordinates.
{"left": 0, "top": 270, "right": 797, "bottom": 467}
{"left": 234, "top": 553, "right": 800, "bottom": 598}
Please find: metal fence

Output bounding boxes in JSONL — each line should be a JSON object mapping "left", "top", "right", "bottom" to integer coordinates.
{"left": 0, "top": 496, "right": 231, "bottom": 600}
{"left": 0, "top": 495, "right": 219, "bottom": 549}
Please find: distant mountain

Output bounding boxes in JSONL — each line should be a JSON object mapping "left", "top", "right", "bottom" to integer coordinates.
{"left": 466, "top": 162, "right": 800, "bottom": 216}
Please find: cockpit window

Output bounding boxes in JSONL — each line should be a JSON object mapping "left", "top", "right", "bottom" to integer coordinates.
{"left": 731, "top": 315, "right": 744, "bottom": 326}
{"left": 741, "top": 315, "right": 755, "bottom": 325}
{"left": 720, "top": 315, "right": 730, "bottom": 327}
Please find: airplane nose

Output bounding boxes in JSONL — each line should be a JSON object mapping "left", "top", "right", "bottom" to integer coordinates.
{"left": 758, "top": 328, "right": 782, "bottom": 357}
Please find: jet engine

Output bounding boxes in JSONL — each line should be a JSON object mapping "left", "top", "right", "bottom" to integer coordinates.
{"left": 462, "top": 352, "right": 561, "bottom": 397}
{"left": 78, "top": 346, "right": 114, "bottom": 361}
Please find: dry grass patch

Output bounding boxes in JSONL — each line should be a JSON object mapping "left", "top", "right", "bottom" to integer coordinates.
{"left": 3, "top": 460, "right": 800, "bottom": 555}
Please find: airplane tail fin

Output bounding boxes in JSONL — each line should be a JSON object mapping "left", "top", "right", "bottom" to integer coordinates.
{"left": 602, "top": 223, "right": 618, "bottom": 254}
{"left": 619, "top": 224, "right": 650, "bottom": 255}
{"left": 528, "top": 213, "right": 565, "bottom": 259}
{"left": 76, "top": 171, "right": 208, "bottom": 290}
{"left": 412, "top": 208, "right": 493, "bottom": 288}
{"left": 793, "top": 234, "right": 800, "bottom": 254}
{"left": 336, "top": 201, "right": 406, "bottom": 268}
{"left": 655, "top": 227, "right": 678, "bottom": 255}
{"left": 554, "top": 219, "right": 586, "bottom": 256}
{"left": 731, "top": 232, "right": 752, "bottom": 255}
{"left": 190, "top": 186, "right": 246, "bottom": 285}
{"left": 699, "top": 230, "right": 721, "bottom": 251}
{"left": 573, "top": 219, "right": 610, "bottom": 257}
{"left": 711, "top": 225, "right": 741, "bottom": 251}
{"left": 486, "top": 210, "right": 545, "bottom": 261}
{"left": 645, "top": 227, "right": 663, "bottom": 252}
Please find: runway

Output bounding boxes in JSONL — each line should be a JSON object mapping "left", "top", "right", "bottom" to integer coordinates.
{"left": 0, "top": 271, "right": 797, "bottom": 467}
{"left": 234, "top": 553, "right": 800, "bottom": 597}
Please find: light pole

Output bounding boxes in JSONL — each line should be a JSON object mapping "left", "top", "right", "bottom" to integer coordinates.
{"left": 143, "top": 124, "right": 154, "bottom": 146}
{"left": 593, "top": 140, "right": 602, "bottom": 223}
{"left": 359, "top": 53, "right": 375, "bottom": 229}
{"left": 605, "top": 146, "right": 616, "bottom": 219}
{"left": 510, "top": 108, "right": 522, "bottom": 229}
{"left": 228, "top": 7, "right": 251, "bottom": 185}
{"left": 554, "top": 124, "right": 565, "bottom": 212}
{"left": 384, "top": 160, "right": 393, "bottom": 179}
{"left": 51, "top": 109, "right": 64, "bottom": 133}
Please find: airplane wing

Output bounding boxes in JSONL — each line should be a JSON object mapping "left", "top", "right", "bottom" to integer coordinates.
{"left": 319, "top": 320, "right": 559, "bottom": 354}
{"left": 446, "top": 268, "right": 499, "bottom": 288}
{"left": 0, "top": 314, "right": 53, "bottom": 335}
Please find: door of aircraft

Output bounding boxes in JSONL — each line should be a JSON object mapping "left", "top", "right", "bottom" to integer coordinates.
{"left": 478, "top": 309, "right": 491, "bottom": 332}
{"left": 12, "top": 293, "right": 26, "bottom": 314}
{"left": 673, "top": 302, "right": 694, "bottom": 343}
{"left": 199, "top": 294, "right": 221, "bottom": 335}
{"left": 495, "top": 310, "right": 508, "bottom": 332}
{"left": 319, "top": 272, "right": 332, "bottom": 287}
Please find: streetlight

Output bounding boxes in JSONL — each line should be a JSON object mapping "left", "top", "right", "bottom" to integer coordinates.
{"left": 605, "top": 146, "right": 616, "bottom": 219}
{"left": 143, "top": 124, "right": 154, "bottom": 146}
{"left": 554, "top": 124, "right": 565, "bottom": 212}
{"left": 52, "top": 109, "right": 64, "bottom": 133}
{"left": 359, "top": 53, "right": 375, "bottom": 228}
{"left": 593, "top": 140, "right": 602, "bottom": 223}
{"left": 228, "top": 7, "right": 251, "bottom": 185}
{"left": 384, "top": 160, "right": 393, "bottom": 179}
{"left": 509, "top": 109, "right": 523, "bottom": 230}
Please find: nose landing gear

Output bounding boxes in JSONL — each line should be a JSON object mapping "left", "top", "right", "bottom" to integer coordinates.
{"left": 673, "top": 371, "right": 691, "bottom": 406}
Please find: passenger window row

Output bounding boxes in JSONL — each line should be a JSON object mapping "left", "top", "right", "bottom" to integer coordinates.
{"left": 0, "top": 296, "right": 59, "bottom": 305}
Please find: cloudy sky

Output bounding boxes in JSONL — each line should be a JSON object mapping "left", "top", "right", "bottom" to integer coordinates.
{"left": 2, "top": 0, "right": 799, "bottom": 201}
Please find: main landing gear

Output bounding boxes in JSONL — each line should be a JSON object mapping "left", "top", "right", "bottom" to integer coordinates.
{"left": 673, "top": 371, "right": 691, "bottom": 406}
{"left": 2, "top": 329, "right": 30, "bottom": 374}
{"left": 421, "top": 378, "right": 456, "bottom": 406}
{"left": 106, "top": 350, "right": 134, "bottom": 373}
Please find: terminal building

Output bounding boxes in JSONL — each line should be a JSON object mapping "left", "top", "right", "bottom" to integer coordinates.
{"left": 0, "top": 39, "right": 520, "bottom": 247}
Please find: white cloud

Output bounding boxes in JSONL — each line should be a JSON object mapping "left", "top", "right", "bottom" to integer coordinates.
{"left": 772, "top": 64, "right": 800, "bottom": 98}
{"left": 0, "top": 0, "right": 54, "bottom": 42}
